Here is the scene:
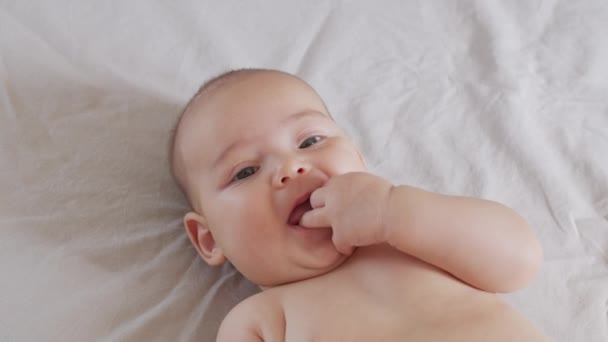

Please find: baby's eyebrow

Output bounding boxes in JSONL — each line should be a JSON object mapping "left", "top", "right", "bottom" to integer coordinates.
{"left": 210, "top": 110, "right": 328, "bottom": 170}
{"left": 211, "top": 139, "right": 250, "bottom": 170}
{"left": 278, "top": 110, "right": 328, "bottom": 125}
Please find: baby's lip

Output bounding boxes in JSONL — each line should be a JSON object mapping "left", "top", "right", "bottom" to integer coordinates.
{"left": 288, "top": 192, "right": 313, "bottom": 226}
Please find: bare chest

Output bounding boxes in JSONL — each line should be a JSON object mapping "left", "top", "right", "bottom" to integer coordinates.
{"left": 269, "top": 245, "right": 543, "bottom": 342}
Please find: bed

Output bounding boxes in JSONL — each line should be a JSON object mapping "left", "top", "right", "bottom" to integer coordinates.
{"left": 1, "top": 1, "right": 607, "bottom": 341}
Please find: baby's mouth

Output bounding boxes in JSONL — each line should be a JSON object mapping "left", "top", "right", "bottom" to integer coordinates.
{"left": 288, "top": 195, "right": 313, "bottom": 226}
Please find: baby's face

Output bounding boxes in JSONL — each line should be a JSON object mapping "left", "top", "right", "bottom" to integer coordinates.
{"left": 180, "top": 72, "right": 366, "bottom": 286}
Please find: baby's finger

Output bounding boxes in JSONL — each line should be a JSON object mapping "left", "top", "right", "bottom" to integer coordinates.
{"left": 308, "top": 187, "right": 326, "bottom": 209}
{"left": 299, "top": 208, "right": 330, "bottom": 228}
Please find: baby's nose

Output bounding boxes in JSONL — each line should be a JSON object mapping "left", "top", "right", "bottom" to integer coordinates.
{"left": 274, "top": 160, "right": 310, "bottom": 187}
{"left": 280, "top": 167, "right": 306, "bottom": 184}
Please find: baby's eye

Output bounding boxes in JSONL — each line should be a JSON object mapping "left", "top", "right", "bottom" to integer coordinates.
{"left": 299, "top": 135, "right": 323, "bottom": 149}
{"left": 233, "top": 166, "right": 258, "bottom": 181}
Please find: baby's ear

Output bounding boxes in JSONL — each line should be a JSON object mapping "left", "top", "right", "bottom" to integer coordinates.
{"left": 184, "top": 212, "right": 226, "bottom": 266}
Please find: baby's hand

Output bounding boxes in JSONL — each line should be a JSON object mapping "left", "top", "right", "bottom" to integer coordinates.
{"left": 300, "top": 172, "right": 393, "bottom": 255}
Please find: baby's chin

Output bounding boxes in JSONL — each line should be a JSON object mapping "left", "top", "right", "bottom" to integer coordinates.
{"left": 258, "top": 247, "right": 350, "bottom": 289}
{"left": 300, "top": 243, "right": 349, "bottom": 272}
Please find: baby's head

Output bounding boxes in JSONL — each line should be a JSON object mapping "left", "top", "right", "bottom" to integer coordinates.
{"left": 170, "top": 69, "right": 366, "bottom": 287}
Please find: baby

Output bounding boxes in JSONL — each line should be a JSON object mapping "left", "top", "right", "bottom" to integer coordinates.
{"left": 170, "top": 69, "right": 546, "bottom": 341}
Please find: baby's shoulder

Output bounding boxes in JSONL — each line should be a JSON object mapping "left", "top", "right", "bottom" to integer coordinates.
{"left": 217, "top": 290, "right": 285, "bottom": 341}
{"left": 237, "top": 289, "right": 284, "bottom": 315}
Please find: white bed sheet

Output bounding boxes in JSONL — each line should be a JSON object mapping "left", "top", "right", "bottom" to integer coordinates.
{"left": 1, "top": 1, "right": 607, "bottom": 341}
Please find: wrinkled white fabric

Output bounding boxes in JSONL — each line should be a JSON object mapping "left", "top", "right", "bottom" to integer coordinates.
{"left": 1, "top": 1, "right": 607, "bottom": 341}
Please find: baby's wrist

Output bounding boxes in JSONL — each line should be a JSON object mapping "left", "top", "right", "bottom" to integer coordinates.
{"left": 382, "top": 184, "right": 420, "bottom": 248}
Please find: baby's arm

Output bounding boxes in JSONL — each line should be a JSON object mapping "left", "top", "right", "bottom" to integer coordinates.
{"left": 301, "top": 172, "right": 543, "bottom": 293}
{"left": 384, "top": 185, "right": 543, "bottom": 293}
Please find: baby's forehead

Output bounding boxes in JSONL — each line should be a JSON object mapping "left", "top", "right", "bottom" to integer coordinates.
{"left": 177, "top": 71, "right": 329, "bottom": 161}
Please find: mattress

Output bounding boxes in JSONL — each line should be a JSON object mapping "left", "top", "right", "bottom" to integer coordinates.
{"left": 1, "top": 1, "right": 607, "bottom": 341}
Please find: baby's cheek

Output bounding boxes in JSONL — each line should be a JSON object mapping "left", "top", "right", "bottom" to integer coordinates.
{"left": 233, "top": 198, "right": 272, "bottom": 228}
{"left": 330, "top": 144, "right": 366, "bottom": 174}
